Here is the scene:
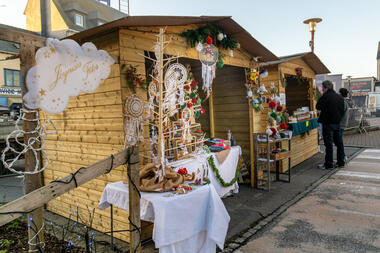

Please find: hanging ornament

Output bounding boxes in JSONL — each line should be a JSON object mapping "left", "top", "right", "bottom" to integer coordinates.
{"left": 247, "top": 88, "right": 253, "bottom": 98}
{"left": 269, "top": 101, "right": 277, "bottom": 109}
{"left": 196, "top": 97, "right": 202, "bottom": 105}
{"left": 164, "top": 63, "right": 187, "bottom": 117}
{"left": 280, "top": 122, "right": 288, "bottom": 130}
{"left": 206, "top": 36, "right": 213, "bottom": 45}
{"left": 196, "top": 41, "right": 203, "bottom": 52}
{"left": 277, "top": 105, "right": 283, "bottom": 112}
{"left": 257, "top": 84, "right": 268, "bottom": 95}
{"left": 270, "top": 127, "right": 277, "bottom": 136}
{"left": 124, "top": 94, "right": 146, "bottom": 147}
{"left": 200, "top": 108, "right": 205, "bottom": 114}
{"left": 192, "top": 97, "right": 197, "bottom": 103}
{"left": 229, "top": 50, "right": 234, "bottom": 57}
{"left": 217, "top": 33, "right": 224, "bottom": 41}
{"left": 199, "top": 44, "right": 218, "bottom": 97}
{"left": 260, "top": 69, "right": 268, "bottom": 78}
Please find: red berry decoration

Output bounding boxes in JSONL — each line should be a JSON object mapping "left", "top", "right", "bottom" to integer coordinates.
{"left": 192, "top": 97, "right": 197, "bottom": 103}
{"left": 191, "top": 80, "right": 197, "bottom": 88}
{"left": 280, "top": 122, "right": 288, "bottom": 130}
{"left": 184, "top": 85, "right": 190, "bottom": 91}
{"left": 269, "top": 101, "right": 276, "bottom": 109}
{"left": 187, "top": 102, "right": 193, "bottom": 108}
{"left": 277, "top": 105, "right": 283, "bottom": 112}
{"left": 206, "top": 36, "right": 213, "bottom": 45}
{"left": 200, "top": 108, "right": 205, "bottom": 114}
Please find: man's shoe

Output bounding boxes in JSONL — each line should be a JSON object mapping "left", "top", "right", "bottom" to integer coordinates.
{"left": 318, "top": 164, "right": 334, "bottom": 170}
{"left": 336, "top": 164, "right": 345, "bottom": 168}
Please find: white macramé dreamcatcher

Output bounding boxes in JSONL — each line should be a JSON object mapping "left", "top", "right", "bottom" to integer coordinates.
{"left": 199, "top": 44, "right": 218, "bottom": 97}
{"left": 124, "top": 94, "right": 146, "bottom": 148}
{"left": 164, "top": 63, "right": 187, "bottom": 117}
{"left": 1, "top": 109, "right": 57, "bottom": 175}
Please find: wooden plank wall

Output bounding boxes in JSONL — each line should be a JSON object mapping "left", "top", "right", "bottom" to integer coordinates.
{"left": 40, "top": 31, "right": 151, "bottom": 243}
{"left": 212, "top": 65, "right": 250, "bottom": 160}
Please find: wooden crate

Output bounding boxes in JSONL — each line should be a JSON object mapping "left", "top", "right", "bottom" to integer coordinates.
{"left": 271, "top": 151, "right": 291, "bottom": 161}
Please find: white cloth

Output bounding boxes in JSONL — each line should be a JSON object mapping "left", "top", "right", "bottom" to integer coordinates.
{"left": 169, "top": 146, "right": 241, "bottom": 198}
{"left": 99, "top": 182, "right": 230, "bottom": 253}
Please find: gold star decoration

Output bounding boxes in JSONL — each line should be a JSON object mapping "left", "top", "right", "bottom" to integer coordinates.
{"left": 39, "top": 89, "right": 46, "bottom": 97}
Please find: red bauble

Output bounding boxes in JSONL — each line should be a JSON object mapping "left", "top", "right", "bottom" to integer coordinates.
{"left": 191, "top": 80, "right": 197, "bottom": 88}
{"left": 192, "top": 97, "right": 197, "bottom": 103}
{"left": 200, "top": 108, "right": 205, "bottom": 114}
{"left": 280, "top": 122, "right": 288, "bottom": 130}
{"left": 277, "top": 105, "right": 283, "bottom": 112}
{"left": 187, "top": 102, "right": 193, "bottom": 108}
{"left": 270, "top": 127, "right": 277, "bottom": 136}
{"left": 184, "top": 85, "right": 190, "bottom": 91}
{"left": 269, "top": 101, "right": 276, "bottom": 109}
{"left": 206, "top": 36, "right": 213, "bottom": 45}
{"left": 178, "top": 168, "right": 187, "bottom": 175}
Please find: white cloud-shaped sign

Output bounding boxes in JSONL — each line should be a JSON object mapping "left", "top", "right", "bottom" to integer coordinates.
{"left": 24, "top": 38, "right": 115, "bottom": 114}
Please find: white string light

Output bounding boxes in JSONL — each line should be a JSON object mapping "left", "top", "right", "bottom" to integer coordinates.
{"left": 1, "top": 109, "right": 57, "bottom": 175}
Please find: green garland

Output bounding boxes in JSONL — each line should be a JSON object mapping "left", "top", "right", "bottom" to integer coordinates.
{"left": 180, "top": 23, "right": 238, "bottom": 50}
{"left": 207, "top": 156, "right": 239, "bottom": 187}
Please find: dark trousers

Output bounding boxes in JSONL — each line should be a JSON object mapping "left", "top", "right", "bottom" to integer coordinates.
{"left": 322, "top": 123, "right": 345, "bottom": 168}
{"left": 339, "top": 129, "right": 345, "bottom": 158}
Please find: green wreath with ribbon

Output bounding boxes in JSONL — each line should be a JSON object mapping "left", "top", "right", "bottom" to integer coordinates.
{"left": 207, "top": 156, "right": 239, "bottom": 187}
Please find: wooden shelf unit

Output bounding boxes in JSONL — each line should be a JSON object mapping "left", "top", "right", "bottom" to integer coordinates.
{"left": 253, "top": 133, "right": 291, "bottom": 191}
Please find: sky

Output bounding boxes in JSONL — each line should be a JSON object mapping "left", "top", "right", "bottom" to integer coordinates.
{"left": 0, "top": 0, "right": 379, "bottom": 78}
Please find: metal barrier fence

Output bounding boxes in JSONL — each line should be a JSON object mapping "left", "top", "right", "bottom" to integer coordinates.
{"left": 343, "top": 107, "right": 380, "bottom": 134}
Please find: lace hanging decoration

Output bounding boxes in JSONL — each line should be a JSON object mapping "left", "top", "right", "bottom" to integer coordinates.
{"left": 199, "top": 44, "right": 218, "bottom": 97}
{"left": 124, "top": 94, "right": 145, "bottom": 148}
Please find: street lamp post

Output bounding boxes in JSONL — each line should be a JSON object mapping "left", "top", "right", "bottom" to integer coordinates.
{"left": 303, "top": 18, "right": 322, "bottom": 53}
{"left": 347, "top": 75, "right": 352, "bottom": 99}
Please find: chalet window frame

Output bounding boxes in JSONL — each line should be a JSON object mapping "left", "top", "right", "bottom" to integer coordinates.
{"left": 4, "top": 68, "right": 21, "bottom": 88}
{"left": 74, "top": 13, "right": 84, "bottom": 27}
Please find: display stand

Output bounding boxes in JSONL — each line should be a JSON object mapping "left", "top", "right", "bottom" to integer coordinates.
{"left": 253, "top": 133, "right": 291, "bottom": 191}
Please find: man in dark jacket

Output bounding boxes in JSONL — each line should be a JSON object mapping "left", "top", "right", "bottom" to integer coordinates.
{"left": 316, "top": 80, "right": 345, "bottom": 169}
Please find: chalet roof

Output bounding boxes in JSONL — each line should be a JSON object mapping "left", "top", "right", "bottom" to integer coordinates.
{"left": 260, "top": 52, "right": 330, "bottom": 75}
{"left": 68, "top": 15, "right": 279, "bottom": 62}
{"left": 0, "top": 40, "right": 19, "bottom": 54}
{"left": 52, "top": 0, "right": 126, "bottom": 31}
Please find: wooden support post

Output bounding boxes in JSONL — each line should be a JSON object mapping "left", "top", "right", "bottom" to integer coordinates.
{"left": 249, "top": 102, "right": 255, "bottom": 188}
{"left": 128, "top": 146, "right": 141, "bottom": 253}
{"left": 209, "top": 91, "right": 215, "bottom": 138}
{"left": 20, "top": 43, "right": 44, "bottom": 250}
{"left": 157, "top": 28, "right": 164, "bottom": 168}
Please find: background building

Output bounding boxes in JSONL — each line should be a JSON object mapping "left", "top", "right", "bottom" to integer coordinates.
{"left": 342, "top": 77, "right": 376, "bottom": 107}
{"left": 377, "top": 41, "right": 380, "bottom": 80}
{"left": 24, "top": 0, "right": 127, "bottom": 38}
{"left": 0, "top": 40, "right": 22, "bottom": 116}
{"left": 315, "top": 73, "right": 343, "bottom": 92}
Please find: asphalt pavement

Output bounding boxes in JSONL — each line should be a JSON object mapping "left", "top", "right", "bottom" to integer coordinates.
{"left": 235, "top": 148, "right": 380, "bottom": 253}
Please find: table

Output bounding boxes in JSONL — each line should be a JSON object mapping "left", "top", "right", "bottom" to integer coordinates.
{"left": 169, "top": 146, "right": 241, "bottom": 198}
{"left": 99, "top": 182, "right": 230, "bottom": 253}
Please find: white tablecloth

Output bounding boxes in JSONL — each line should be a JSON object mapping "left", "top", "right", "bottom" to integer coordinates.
{"left": 99, "top": 182, "right": 230, "bottom": 253}
{"left": 169, "top": 146, "right": 241, "bottom": 198}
